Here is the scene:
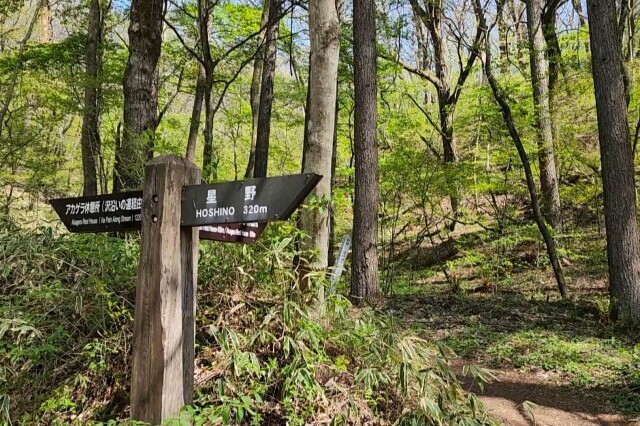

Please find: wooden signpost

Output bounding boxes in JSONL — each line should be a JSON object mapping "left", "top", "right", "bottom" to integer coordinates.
{"left": 49, "top": 155, "right": 321, "bottom": 424}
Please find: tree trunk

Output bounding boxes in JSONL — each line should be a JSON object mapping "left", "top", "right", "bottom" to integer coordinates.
{"left": 587, "top": 0, "right": 640, "bottom": 325}
{"left": 298, "top": 0, "right": 340, "bottom": 301}
{"left": 328, "top": 94, "right": 339, "bottom": 266}
{"left": 115, "top": 0, "right": 164, "bottom": 192}
{"left": 200, "top": 0, "right": 217, "bottom": 181}
{"left": 481, "top": 0, "right": 567, "bottom": 298}
{"left": 245, "top": 2, "right": 269, "bottom": 178}
{"left": 80, "top": 0, "right": 103, "bottom": 196}
{"left": 40, "top": 0, "right": 52, "bottom": 43}
{"left": 526, "top": 0, "right": 562, "bottom": 231}
{"left": 542, "top": 3, "right": 561, "bottom": 98}
{"left": 573, "top": 0, "right": 586, "bottom": 27}
{"left": 508, "top": 0, "right": 528, "bottom": 70}
{"left": 253, "top": 0, "right": 281, "bottom": 178}
{"left": 351, "top": 0, "right": 380, "bottom": 305}
{"left": 185, "top": 65, "right": 205, "bottom": 162}
{"left": 497, "top": 0, "right": 509, "bottom": 73}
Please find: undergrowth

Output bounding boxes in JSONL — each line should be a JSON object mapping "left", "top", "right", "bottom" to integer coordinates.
{"left": 0, "top": 217, "right": 495, "bottom": 425}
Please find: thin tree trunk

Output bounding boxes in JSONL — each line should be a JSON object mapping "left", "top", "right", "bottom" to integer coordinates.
{"left": 115, "top": 0, "right": 164, "bottom": 191}
{"left": 245, "top": 2, "right": 269, "bottom": 178}
{"left": 81, "top": 0, "right": 103, "bottom": 196}
{"left": 526, "top": 0, "right": 562, "bottom": 231}
{"left": 253, "top": 0, "right": 281, "bottom": 178}
{"left": 0, "top": 0, "right": 45, "bottom": 139}
{"left": 200, "top": 0, "right": 217, "bottom": 181}
{"left": 480, "top": 0, "right": 567, "bottom": 298}
{"left": 497, "top": 0, "right": 509, "bottom": 73}
{"left": 185, "top": 65, "right": 205, "bottom": 162}
{"left": 573, "top": 0, "right": 586, "bottom": 27}
{"left": 328, "top": 94, "right": 339, "bottom": 266}
{"left": 509, "top": 0, "right": 528, "bottom": 70}
{"left": 587, "top": 0, "right": 640, "bottom": 325}
{"left": 351, "top": 0, "right": 380, "bottom": 305}
{"left": 298, "top": 0, "right": 340, "bottom": 304}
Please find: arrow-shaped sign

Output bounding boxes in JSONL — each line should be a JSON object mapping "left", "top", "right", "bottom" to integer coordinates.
{"left": 50, "top": 191, "right": 143, "bottom": 233}
{"left": 180, "top": 173, "right": 322, "bottom": 227}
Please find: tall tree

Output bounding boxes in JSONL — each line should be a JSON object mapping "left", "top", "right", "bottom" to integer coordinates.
{"left": 351, "top": 0, "right": 380, "bottom": 304}
{"left": 587, "top": 0, "right": 640, "bottom": 324}
{"left": 480, "top": 0, "right": 567, "bottom": 297}
{"left": 526, "top": 0, "right": 562, "bottom": 231}
{"left": 298, "top": 0, "right": 340, "bottom": 299}
{"left": 114, "top": 0, "right": 165, "bottom": 192}
{"left": 401, "top": 0, "right": 484, "bottom": 229}
{"left": 542, "top": 1, "right": 562, "bottom": 98}
{"left": 199, "top": 0, "right": 217, "bottom": 180}
{"left": 253, "top": 0, "right": 281, "bottom": 178}
{"left": 245, "top": 2, "right": 269, "bottom": 178}
{"left": 80, "top": 0, "right": 103, "bottom": 196}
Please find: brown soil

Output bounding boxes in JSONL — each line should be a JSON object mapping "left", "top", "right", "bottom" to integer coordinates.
{"left": 456, "top": 363, "right": 638, "bottom": 425}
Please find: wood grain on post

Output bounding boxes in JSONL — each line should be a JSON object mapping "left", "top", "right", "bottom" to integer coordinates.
{"left": 131, "top": 155, "right": 200, "bottom": 424}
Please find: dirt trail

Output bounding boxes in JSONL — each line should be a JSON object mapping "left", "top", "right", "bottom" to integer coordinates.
{"left": 457, "top": 365, "right": 637, "bottom": 425}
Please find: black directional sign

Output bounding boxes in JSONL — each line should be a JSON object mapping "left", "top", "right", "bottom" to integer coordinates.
{"left": 50, "top": 191, "right": 143, "bottom": 233}
{"left": 199, "top": 222, "right": 267, "bottom": 244}
{"left": 181, "top": 173, "right": 322, "bottom": 227}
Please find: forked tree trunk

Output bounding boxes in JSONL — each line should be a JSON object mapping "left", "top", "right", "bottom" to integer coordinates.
{"left": 115, "top": 0, "right": 164, "bottom": 191}
{"left": 298, "top": 0, "right": 340, "bottom": 300}
{"left": 587, "top": 0, "right": 640, "bottom": 325}
{"left": 351, "top": 0, "right": 380, "bottom": 305}
{"left": 253, "top": 0, "right": 281, "bottom": 178}
{"left": 526, "top": 0, "right": 562, "bottom": 231}
{"left": 81, "top": 0, "right": 103, "bottom": 196}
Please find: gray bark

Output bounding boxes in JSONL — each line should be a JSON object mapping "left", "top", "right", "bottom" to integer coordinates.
{"left": 351, "top": 0, "right": 380, "bottom": 304}
{"left": 298, "top": 0, "right": 340, "bottom": 299}
{"left": 587, "top": 0, "right": 640, "bottom": 324}
{"left": 526, "top": 0, "right": 562, "bottom": 231}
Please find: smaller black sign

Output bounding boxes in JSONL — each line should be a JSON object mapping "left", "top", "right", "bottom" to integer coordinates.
{"left": 199, "top": 222, "right": 267, "bottom": 244}
{"left": 181, "top": 173, "right": 322, "bottom": 227}
{"left": 50, "top": 191, "right": 143, "bottom": 233}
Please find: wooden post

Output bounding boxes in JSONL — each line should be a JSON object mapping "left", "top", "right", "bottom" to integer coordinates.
{"left": 131, "top": 155, "right": 200, "bottom": 424}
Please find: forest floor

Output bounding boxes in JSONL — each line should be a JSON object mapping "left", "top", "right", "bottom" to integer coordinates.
{"left": 383, "top": 225, "right": 640, "bottom": 425}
